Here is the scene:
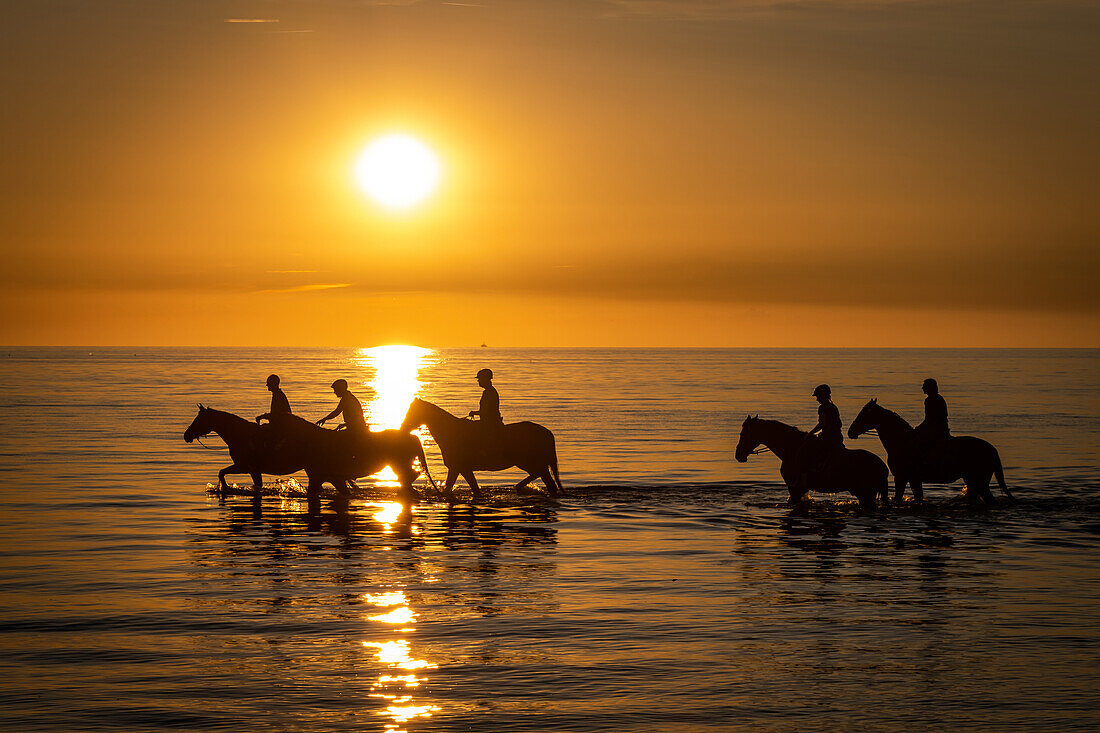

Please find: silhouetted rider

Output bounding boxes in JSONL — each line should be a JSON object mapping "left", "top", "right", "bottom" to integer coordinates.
{"left": 914, "top": 378, "right": 950, "bottom": 470}
{"left": 915, "top": 378, "right": 950, "bottom": 442}
{"left": 810, "top": 383, "right": 844, "bottom": 449}
{"left": 317, "top": 379, "right": 367, "bottom": 435}
{"left": 467, "top": 368, "right": 503, "bottom": 425}
{"left": 255, "top": 374, "right": 292, "bottom": 423}
{"left": 800, "top": 384, "right": 844, "bottom": 489}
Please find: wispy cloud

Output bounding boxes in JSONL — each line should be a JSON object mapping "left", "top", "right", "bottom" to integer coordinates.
{"left": 256, "top": 283, "right": 351, "bottom": 294}
{"left": 266, "top": 270, "right": 320, "bottom": 274}
{"left": 603, "top": 0, "right": 957, "bottom": 17}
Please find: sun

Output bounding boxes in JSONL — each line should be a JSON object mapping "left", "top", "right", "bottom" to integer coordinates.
{"left": 353, "top": 134, "right": 441, "bottom": 210}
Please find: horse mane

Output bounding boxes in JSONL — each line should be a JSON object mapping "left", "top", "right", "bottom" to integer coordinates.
{"left": 755, "top": 418, "right": 809, "bottom": 440}
{"left": 203, "top": 407, "right": 252, "bottom": 427}
{"left": 872, "top": 402, "right": 914, "bottom": 432}
{"left": 414, "top": 397, "right": 460, "bottom": 422}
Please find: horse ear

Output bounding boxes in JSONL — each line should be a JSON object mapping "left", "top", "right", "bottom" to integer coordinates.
{"left": 872, "top": 398, "right": 877, "bottom": 404}
{"left": 198, "top": 403, "right": 204, "bottom": 410}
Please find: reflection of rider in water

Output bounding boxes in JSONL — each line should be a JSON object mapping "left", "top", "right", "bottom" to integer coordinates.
{"left": 317, "top": 379, "right": 368, "bottom": 435}
{"left": 255, "top": 374, "right": 292, "bottom": 423}
{"left": 915, "top": 378, "right": 950, "bottom": 465}
{"left": 467, "top": 368, "right": 503, "bottom": 425}
{"left": 799, "top": 384, "right": 844, "bottom": 489}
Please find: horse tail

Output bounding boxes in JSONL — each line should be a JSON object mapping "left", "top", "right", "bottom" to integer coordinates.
{"left": 549, "top": 435, "right": 565, "bottom": 496}
{"left": 414, "top": 437, "right": 438, "bottom": 492}
{"left": 992, "top": 448, "right": 1016, "bottom": 503}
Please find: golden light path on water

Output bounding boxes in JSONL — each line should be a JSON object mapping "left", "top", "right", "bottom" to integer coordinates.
{"left": 351, "top": 347, "right": 438, "bottom": 729}
{"left": 353, "top": 344, "right": 434, "bottom": 487}
{"left": 363, "top": 588, "right": 440, "bottom": 730}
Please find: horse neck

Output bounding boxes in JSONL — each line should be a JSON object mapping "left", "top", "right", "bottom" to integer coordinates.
{"left": 756, "top": 420, "right": 807, "bottom": 462}
{"left": 208, "top": 409, "right": 253, "bottom": 445}
{"left": 872, "top": 406, "right": 913, "bottom": 449}
{"left": 417, "top": 401, "right": 463, "bottom": 444}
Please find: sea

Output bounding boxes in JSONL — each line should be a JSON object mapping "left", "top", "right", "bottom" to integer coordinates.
{"left": 0, "top": 347, "right": 1097, "bottom": 732}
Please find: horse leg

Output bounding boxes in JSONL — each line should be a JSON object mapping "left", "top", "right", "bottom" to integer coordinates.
{"left": 396, "top": 465, "right": 423, "bottom": 504}
{"left": 250, "top": 471, "right": 263, "bottom": 493}
{"left": 444, "top": 469, "right": 460, "bottom": 502}
{"left": 977, "top": 473, "right": 997, "bottom": 506}
{"left": 786, "top": 482, "right": 807, "bottom": 505}
{"left": 964, "top": 478, "right": 980, "bottom": 509}
{"left": 331, "top": 479, "right": 350, "bottom": 512}
{"left": 218, "top": 464, "right": 241, "bottom": 495}
{"left": 912, "top": 478, "right": 924, "bottom": 504}
{"left": 306, "top": 475, "right": 322, "bottom": 515}
{"left": 462, "top": 471, "right": 482, "bottom": 503}
{"left": 513, "top": 474, "right": 538, "bottom": 496}
{"left": 539, "top": 469, "right": 558, "bottom": 498}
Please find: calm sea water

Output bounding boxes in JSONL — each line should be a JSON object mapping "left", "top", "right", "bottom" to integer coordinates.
{"left": 0, "top": 348, "right": 1097, "bottom": 732}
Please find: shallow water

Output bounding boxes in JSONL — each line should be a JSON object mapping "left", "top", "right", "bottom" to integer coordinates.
{"left": 0, "top": 348, "right": 1097, "bottom": 731}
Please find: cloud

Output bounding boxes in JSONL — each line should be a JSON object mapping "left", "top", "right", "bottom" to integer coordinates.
{"left": 255, "top": 283, "right": 351, "bottom": 294}
{"left": 601, "top": 0, "right": 985, "bottom": 17}
{"left": 223, "top": 18, "right": 281, "bottom": 23}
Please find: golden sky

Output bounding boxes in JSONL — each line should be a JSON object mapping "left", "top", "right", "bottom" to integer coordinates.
{"left": 2, "top": 0, "right": 1097, "bottom": 346}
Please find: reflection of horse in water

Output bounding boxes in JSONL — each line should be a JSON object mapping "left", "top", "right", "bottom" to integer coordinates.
{"left": 183, "top": 405, "right": 435, "bottom": 501}
{"left": 848, "top": 399, "right": 1014, "bottom": 506}
{"left": 400, "top": 398, "right": 563, "bottom": 501}
{"left": 734, "top": 415, "right": 889, "bottom": 510}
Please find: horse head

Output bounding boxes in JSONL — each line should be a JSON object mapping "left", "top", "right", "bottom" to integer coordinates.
{"left": 847, "top": 398, "right": 879, "bottom": 440}
{"left": 184, "top": 403, "right": 211, "bottom": 443}
{"left": 399, "top": 398, "right": 426, "bottom": 433}
{"left": 734, "top": 414, "right": 761, "bottom": 463}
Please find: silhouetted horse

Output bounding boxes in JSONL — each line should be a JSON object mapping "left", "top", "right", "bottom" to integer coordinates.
{"left": 184, "top": 405, "right": 435, "bottom": 500}
{"left": 400, "top": 398, "right": 563, "bottom": 501}
{"left": 848, "top": 399, "right": 1014, "bottom": 506}
{"left": 734, "top": 415, "right": 889, "bottom": 510}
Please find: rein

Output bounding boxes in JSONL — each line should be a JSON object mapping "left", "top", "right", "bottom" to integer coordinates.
{"left": 195, "top": 435, "right": 226, "bottom": 451}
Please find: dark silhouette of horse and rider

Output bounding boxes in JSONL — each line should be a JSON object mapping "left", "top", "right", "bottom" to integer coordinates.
{"left": 186, "top": 364, "right": 1012, "bottom": 512}
{"left": 737, "top": 379, "right": 1014, "bottom": 509}
{"left": 184, "top": 368, "right": 563, "bottom": 506}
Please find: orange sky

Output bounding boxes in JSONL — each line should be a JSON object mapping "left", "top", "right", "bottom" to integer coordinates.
{"left": 2, "top": 0, "right": 1097, "bottom": 346}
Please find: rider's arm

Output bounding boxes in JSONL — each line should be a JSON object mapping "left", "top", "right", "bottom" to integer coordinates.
{"left": 256, "top": 412, "right": 271, "bottom": 423}
{"left": 317, "top": 405, "right": 343, "bottom": 424}
{"left": 809, "top": 420, "right": 823, "bottom": 435}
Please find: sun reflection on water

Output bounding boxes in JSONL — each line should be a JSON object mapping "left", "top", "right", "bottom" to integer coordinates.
{"left": 364, "top": 587, "right": 439, "bottom": 729}
{"left": 356, "top": 345, "right": 433, "bottom": 430}
{"left": 372, "top": 502, "right": 405, "bottom": 526}
{"left": 353, "top": 345, "right": 434, "bottom": 487}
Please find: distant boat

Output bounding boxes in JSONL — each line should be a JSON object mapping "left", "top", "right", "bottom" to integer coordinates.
{"left": 480, "top": 343, "right": 487, "bottom": 348}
